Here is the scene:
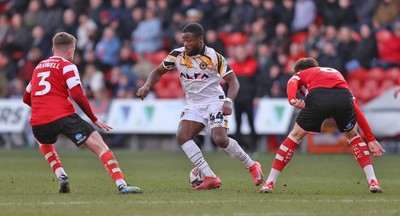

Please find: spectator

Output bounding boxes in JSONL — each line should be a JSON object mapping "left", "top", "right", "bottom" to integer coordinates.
{"left": 319, "top": 41, "right": 345, "bottom": 77}
{"left": 347, "top": 23, "right": 378, "bottom": 70}
{"left": 373, "top": 0, "right": 400, "bottom": 30}
{"left": 292, "top": 0, "right": 316, "bottom": 32}
{"left": 195, "top": 0, "right": 215, "bottom": 30}
{"left": 0, "top": 72, "right": 8, "bottom": 97}
{"left": 4, "top": 13, "right": 31, "bottom": 54}
{"left": 88, "top": 0, "right": 107, "bottom": 26}
{"left": 18, "top": 47, "right": 44, "bottom": 84}
{"left": 205, "top": 29, "right": 226, "bottom": 56}
{"left": 319, "top": 0, "right": 340, "bottom": 27}
{"left": 131, "top": 8, "right": 163, "bottom": 53}
{"left": 37, "top": 0, "right": 64, "bottom": 36}
{"left": 57, "top": 8, "right": 78, "bottom": 37}
{"left": 304, "top": 23, "right": 324, "bottom": 55}
{"left": 0, "top": 51, "right": 18, "bottom": 81}
{"left": 371, "top": 21, "right": 400, "bottom": 69}
{"left": 337, "top": 26, "right": 357, "bottom": 68}
{"left": 213, "top": 0, "right": 233, "bottom": 32}
{"left": 354, "top": 0, "right": 380, "bottom": 24}
{"left": 120, "top": 0, "right": 142, "bottom": 40}
{"left": 0, "top": 14, "right": 9, "bottom": 47}
{"left": 260, "top": 0, "right": 280, "bottom": 36}
{"left": 278, "top": 0, "right": 295, "bottom": 30}
{"left": 95, "top": 27, "right": 121, "bottom": 68}
{"left": 248, "top": 17, "right": 269, "bottom": 47}
{"left": 230, "top": 0, "right": 254, "bottom": 33}
{"left": 82, "top": 64, "right": 105, "bottom": 99}
{"left": 76, "top": 14, "right": 97, "bottom": 52}
{"left": 270, "top": 22, "right": 290, "bottom": 55}
{"left": 31, "top": 25, "right": 52, "bottom": 58}
{"left": 132, "top": 53, "right": 154, "bottom": 82}
{"left": 23, "top": 0, "right": 41, "bottom": 32}
{"left": 336, "top": 0, "right": 358, "bottom": 27}
{"left": 229, "top": 45, "right": 258, "bottom": 153}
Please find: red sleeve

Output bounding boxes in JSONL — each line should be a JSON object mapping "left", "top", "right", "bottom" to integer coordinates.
{"left": 70, "top": 85, "right": 98, "bottom": 123}
{"left": 353, "top": 101, "right": 376, "bottom": 142}
{"left": 287, "top": 78, "right": 299, "bottom": 103}
{"left": 23, "top": 91, "right": 31, "bottom": 107}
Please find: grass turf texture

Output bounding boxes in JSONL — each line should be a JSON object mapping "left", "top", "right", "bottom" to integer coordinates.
{"left": 0, "top": 150, "right": 399, "bottom": 216}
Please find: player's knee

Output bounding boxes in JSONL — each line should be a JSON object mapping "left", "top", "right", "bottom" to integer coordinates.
{"left": 176, "top": 133, "right": 191, "bottom": 145}
{"left": 212, "top": 134, "right": 228, "bottom": 148}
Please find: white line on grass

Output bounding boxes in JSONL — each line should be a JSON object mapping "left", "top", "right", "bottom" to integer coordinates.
{"left": 0, "top": 199, "right": 399, "bottom": 206}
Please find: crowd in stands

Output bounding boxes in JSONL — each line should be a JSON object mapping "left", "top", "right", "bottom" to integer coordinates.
{"left": 0, "top": 0, "right": 399, "bottom": 105}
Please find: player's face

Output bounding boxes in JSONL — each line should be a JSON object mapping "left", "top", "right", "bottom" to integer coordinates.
{"left": 182, "top": 32, "right": 203, "bottom": 55}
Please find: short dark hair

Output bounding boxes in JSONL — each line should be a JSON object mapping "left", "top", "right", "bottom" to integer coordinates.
{"left": 182, "top": 23, "right": 204, "bottom": 37}
{"left": 292, "top": 57, "right": 319, "bottom": 72}
{"left": 52, "top": 32, "right": 76, "bottom": 50}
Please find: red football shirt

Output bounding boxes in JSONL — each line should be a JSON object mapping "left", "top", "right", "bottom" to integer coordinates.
{"left": 27, "top": 56, "right": 81, "bottom": 126}
{"left": 289, "top": 66, "right": 349, "bottom": 98}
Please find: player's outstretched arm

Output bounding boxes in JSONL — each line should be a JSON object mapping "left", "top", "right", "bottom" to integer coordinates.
{"left": 222, "top": 73, "right": 239, "bottom": 115}
{"left": 70, "top": 84, "right": 98, "bottom": 123}
{"left": 23, "top": 82, "right": 32, "bottom": 107}
{"left": 136, "top": 63, "right": 168, "bottom": 100}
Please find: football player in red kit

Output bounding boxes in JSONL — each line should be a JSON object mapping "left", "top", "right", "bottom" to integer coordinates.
{"left": 23, "top": 32, "right": 141, "bottom": 194}
{"left": 260, "top": 57, "right": 385, "bottom": 193}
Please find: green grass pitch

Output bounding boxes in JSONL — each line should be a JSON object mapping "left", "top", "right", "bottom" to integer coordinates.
{"left": 0, "top": 149, "right": 399, "bottom": 216}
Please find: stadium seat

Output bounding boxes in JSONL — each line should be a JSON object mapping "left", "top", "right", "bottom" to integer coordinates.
{"left": 153, "top": 70, "right": 184, "bottom": 98}
{"left": 384, "top": 67, "right": 400, "bottom": 82}
{"left": 367, "top": 67, "right": 385, "bottom": 84}
{"left": 348, "top": 67, "right": 367, "bottom": 83}
{"left": 358, "top": 79, "right": 379, "bottom": 103}
{"left": 289, "top": 32, "right": 308, "bottom": 44}
{"left": 145, "top": 50, "right": 169, "bottom": 67}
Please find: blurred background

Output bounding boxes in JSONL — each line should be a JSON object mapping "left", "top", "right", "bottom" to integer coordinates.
{"left": 0, "top": 0, "right": 399, "bottom": 154}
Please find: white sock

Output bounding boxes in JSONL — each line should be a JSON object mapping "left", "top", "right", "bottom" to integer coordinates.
{"left": 54, "top": 167, "right": 67, "bottom": 179}
{"left": 181, "top": 140, "right": 216, "bottom": 177}
{"left": 363, "top": 165, "right": 377, "bottom": 182}
{"left": 266, "top": 168, "right": 281, "bottom": 183}
{"left": 116, "top": 179, "right": 127, "bottom": 187}
{"left": 223, "top": 138, "right": 255, "bottom": 168}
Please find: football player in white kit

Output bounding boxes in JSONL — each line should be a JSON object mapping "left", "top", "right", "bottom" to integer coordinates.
{"left": 137, "top": 23, "right": 264, "bottom": 190}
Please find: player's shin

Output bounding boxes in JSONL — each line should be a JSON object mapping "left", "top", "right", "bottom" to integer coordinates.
{"left": 181, "top": 140, "right": 216, "bottom": 177}
{"left": 39, "top": 144, "right": 67, "bottom": 178}
{"left": 99, "top": 150, "right": 127, "bottom": 187}
{"left": 266, "top": 136, "right": 298, "bottom": 183}
{"left": 349, "top": 136, "right": 377, "bottom": 181}
{"left": 223, "top": 138, "right": 255, "bottom": 167}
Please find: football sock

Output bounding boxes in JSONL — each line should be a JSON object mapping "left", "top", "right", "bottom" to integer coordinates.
{"left": 267, "top": 135, "right": 299, "bottom": 183}
{"left": 349, "top": 136, "right": 376, "bottom": 181}
{"left": 223, "top": 138, "right": 255, "bottom": 168}
{"left": 181, "top": 140, "right": 216, "bottom": 178}
{"left": 39, "top": 144, "right": 67, "bottom": 179}
{"left": 363, "top": 165, "right": 378, "bottom": 182}
{"left": 349, "top": 136, "right": 372, "bottom": 168}
{"left": 99, "top": 150, "right": 126, "bottom": 187}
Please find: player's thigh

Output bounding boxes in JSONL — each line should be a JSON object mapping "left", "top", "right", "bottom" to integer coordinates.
{"left": 177, "top": 120, "right": 205, "bottom": 144}
{"left": 60, "top": 114, "right": 96, "bottom": 147}
{"left": 332, "top": 91, "right": 356, "bottom": 132}
{"left": 296, "top": 92, "right": 328, "bottom": 133}
{"left": 32, "top": 122, "right": 59, "bottom": 144}
{"left": 210, "top": 127, "right": 229, "bottom": 147}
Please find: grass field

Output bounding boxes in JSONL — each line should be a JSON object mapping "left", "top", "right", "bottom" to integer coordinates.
{"left": 0, "top": 149, "right": 399, "bottom": 216}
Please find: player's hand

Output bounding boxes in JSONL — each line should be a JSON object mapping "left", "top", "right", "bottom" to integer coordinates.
{"left": 222, "top": 101, "right": 232, "bottom": 115}
{"left": 368, "top": 140, "right": 385, "bottom": 157}
{"left": 136, "top": 84, "right": 150, "bottom": 100}
{"left": 94, "top": 119, "right": 113, "bottom": 132}
{"left": 394, "top": 86, "right": 400, "bottom": 99}
{"left": 289, "top": 99, "right": 305, "bottom": 109}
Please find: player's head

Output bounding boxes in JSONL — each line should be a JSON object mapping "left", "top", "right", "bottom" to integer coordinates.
{"left": 292, "top": 57, "right": 319, "bottom": 73}
{"left": 52, "top": 32, "right": 76, "bottom": 61}
{"left": 182, "top": 23, "right": 204, "bottom": 55}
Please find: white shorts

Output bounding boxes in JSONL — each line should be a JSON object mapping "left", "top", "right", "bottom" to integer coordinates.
{"left": 180, "top": 102, "right": 229, "bottom": 135}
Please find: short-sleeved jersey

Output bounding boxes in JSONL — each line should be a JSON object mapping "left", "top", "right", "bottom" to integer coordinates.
{"left": 290, "top": 67, "right": 349, "bottom": 96}
{"left": 26, "top": 56, "right": 81, "bottom": 126}
{"left": 163, "top": 46, "right": 233, "bottom": 105}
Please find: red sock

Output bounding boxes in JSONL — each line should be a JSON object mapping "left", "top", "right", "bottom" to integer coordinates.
{"left": 100, "top": 150, "right": 125, "bottom": 182}
{"left": 350, "top": 136, "right": 372, "bottom": 168}
{"left": 272, "top": 137, "right": 298, "bottom": 171}
{"left": 39, "top": 144, "right": 63, "bottom": 173}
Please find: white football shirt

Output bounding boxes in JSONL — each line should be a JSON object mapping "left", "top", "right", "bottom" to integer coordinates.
{"left": 163, "top": 46, "right": 233, "bottom": 105}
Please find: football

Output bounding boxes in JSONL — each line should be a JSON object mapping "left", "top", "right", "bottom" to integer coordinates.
{"left": 189, "top": 167, "right": 204, "bottom": 187}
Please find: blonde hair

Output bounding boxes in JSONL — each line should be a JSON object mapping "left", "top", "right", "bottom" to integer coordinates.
{"left": 52, "top": 32, "right": 76, "bottom": 50}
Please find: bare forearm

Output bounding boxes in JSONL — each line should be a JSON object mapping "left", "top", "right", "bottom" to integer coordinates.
{"left": 144, "top": 65, "right": 167, "bottom": 87}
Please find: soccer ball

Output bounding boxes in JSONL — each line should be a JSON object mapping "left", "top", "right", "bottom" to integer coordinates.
{"left": 189, "top": 167, "right": 204, "bottom": 187}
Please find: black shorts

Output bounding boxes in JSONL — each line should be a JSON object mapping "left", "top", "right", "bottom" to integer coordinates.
{"left": 296, "top": 88, "right": 356, "bottom": 133}
{"left": 32, "top": 114, "right": 96, "bottom": 146}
